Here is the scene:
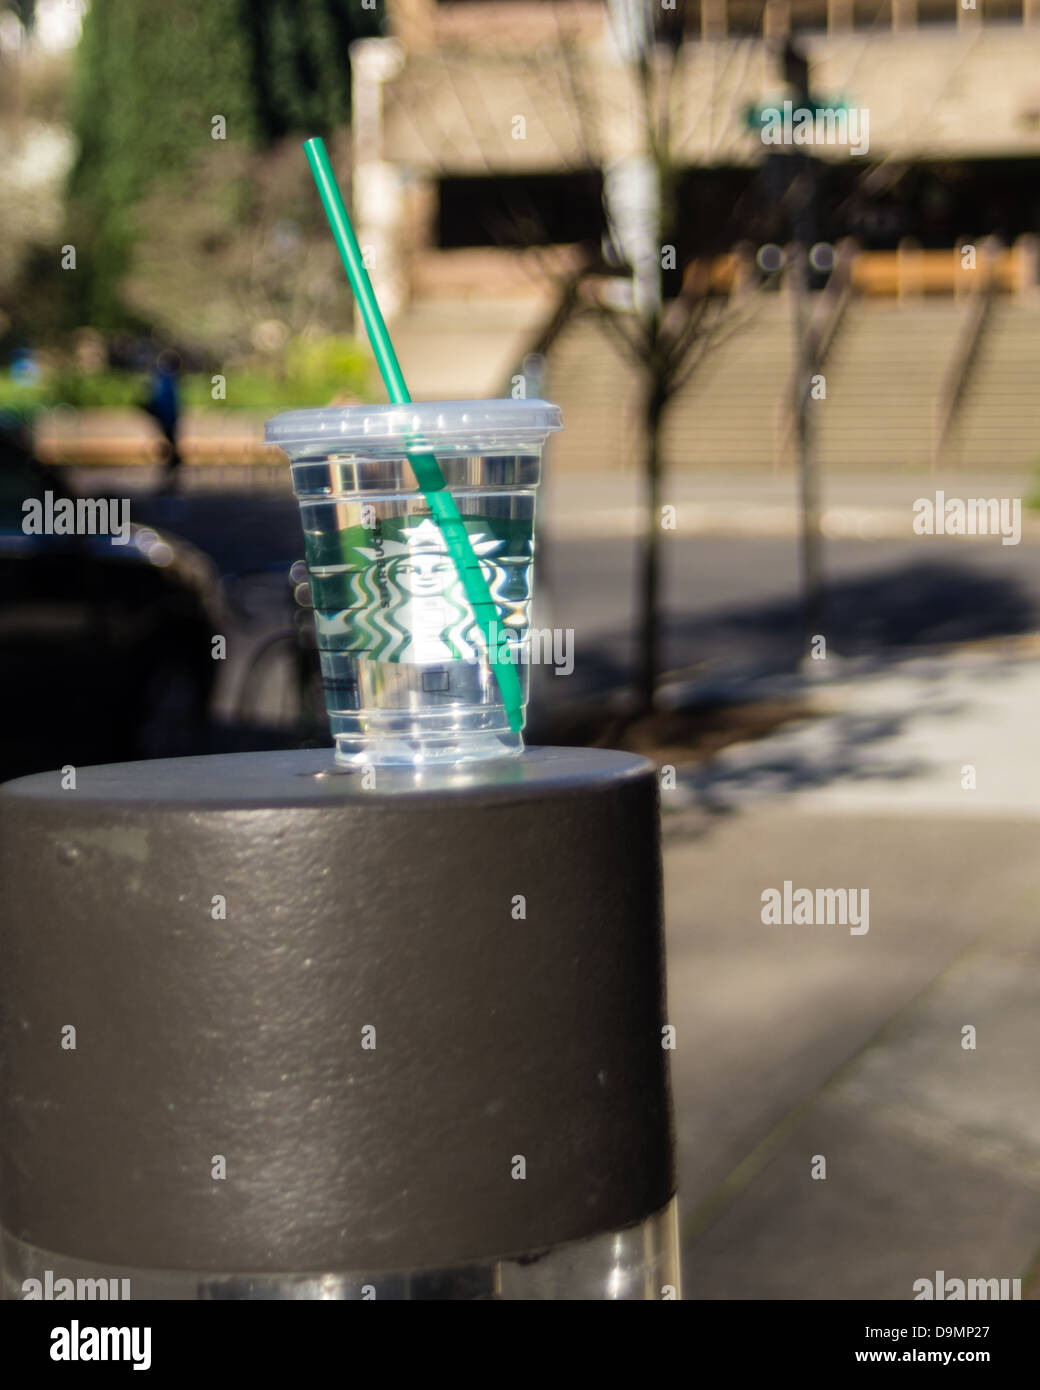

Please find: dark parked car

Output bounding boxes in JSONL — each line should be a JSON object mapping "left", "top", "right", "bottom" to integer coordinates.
{"left": 0, "top": 426, "right": 223, "bottom": 782}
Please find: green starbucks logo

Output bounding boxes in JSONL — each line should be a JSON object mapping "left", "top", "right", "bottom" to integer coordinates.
{"left": 320, "top": 516, "right": 530, "bottom": 663}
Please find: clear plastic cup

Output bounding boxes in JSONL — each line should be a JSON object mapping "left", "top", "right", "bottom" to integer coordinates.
{"left": 265, "top": 399, "right": 563, "bottom": 767}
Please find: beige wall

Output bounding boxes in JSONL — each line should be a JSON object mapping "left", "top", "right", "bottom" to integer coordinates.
{"left": 379, "top": 26, "right": 1040, "bottom": 171}
{"left": 387, "top": 0, "right": 1040, "bottom": 44}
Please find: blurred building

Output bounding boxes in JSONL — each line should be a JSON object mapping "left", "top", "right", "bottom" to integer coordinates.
{"left": 355, "top": 0, "right": 1040, "bottom": 469}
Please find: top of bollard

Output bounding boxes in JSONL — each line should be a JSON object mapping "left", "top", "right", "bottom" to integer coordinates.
{"left": 0, "top": 746, "right": 656, "bottom": 812}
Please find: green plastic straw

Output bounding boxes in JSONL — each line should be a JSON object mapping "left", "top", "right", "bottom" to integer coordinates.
{"left": 303, "top": 136, "right": 523, "bottom": 734}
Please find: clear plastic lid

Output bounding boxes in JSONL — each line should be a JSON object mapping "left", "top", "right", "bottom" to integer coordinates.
{"left": 265, "top": 398, "right": 563, "bottom": 454}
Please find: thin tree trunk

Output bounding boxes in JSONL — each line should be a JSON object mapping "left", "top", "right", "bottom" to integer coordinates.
{"left": 791, "top": 246, "right": 823, "bottom": 656}
{"left": 637, "top": 376, "right": 667, "bottom": 715}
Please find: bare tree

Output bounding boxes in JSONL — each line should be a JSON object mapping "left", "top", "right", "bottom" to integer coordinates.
{"left": 381, "top": 0, "right": 780, "bottom": 717}
{"left": 597, "top": 0, "right": 770, "bottom": 712}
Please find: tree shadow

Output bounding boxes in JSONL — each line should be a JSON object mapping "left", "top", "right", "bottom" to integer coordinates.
{"left": 661, "top": 558, "right": 1037, "bottom": 683}
{"left": 676, "top": 649, "right": 1030, "bottom": 809}
{"left": 534, "top": 557, "right": 1038, "bottom": 808}
{"left": 536, "top": 556, "right": 1037, "bottom": 710}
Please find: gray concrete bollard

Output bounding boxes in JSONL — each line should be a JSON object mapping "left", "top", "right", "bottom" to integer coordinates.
{"left": 0, "top": 747, "right": 678, "bottom": 1299}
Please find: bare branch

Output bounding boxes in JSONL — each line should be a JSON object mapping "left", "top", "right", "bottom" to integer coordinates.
{"left": 592, "top": 300, "right": 650, "bottom": 368}
{"left": 551, "top": 1, "right": 602, "bottom": 171}
{"left": 665, "top": 289, "right": 771, "bottom": 396}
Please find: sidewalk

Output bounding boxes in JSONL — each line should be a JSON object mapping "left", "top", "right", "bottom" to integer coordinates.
{"left": 540, "top": 470, "right": 1039, "bottom": 540}
{"left": 663, "top": 643, "right": 1040, "bottom": 1298}
{"left": 675, "top": 641, "right": 1040, "bottom": 818}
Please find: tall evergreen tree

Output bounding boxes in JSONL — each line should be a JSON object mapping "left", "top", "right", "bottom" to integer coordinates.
{"left": 67, "top": 0, "right": 382, "bottom": 330}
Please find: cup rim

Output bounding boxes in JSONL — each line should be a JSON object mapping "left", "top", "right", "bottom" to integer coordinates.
{"left": 265, "top": 398, "right": 563, "bottom": 453}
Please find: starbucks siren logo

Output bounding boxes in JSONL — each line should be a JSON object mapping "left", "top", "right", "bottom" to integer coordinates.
{"left": 353, "top": 517, "right": 508, "bottom": 663}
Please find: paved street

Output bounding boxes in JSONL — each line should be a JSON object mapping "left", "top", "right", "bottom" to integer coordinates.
{"left": 80, "top": 467, "right": 1040, "bottom": 717}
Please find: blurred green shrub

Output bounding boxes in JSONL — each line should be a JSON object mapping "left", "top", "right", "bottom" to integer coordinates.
{"left": 67, "top": 0, "right": 383, "bottom": 333}
{"left": 283, "top": 335, "right": 369, "bottom": 397}
{"left": 0, "top": 338, "right": 371, "bottom": 414}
